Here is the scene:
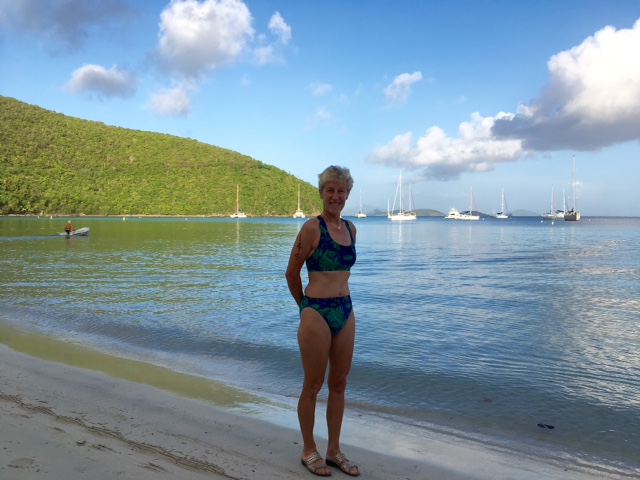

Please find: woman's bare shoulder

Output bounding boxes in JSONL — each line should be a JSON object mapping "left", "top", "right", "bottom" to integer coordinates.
{"left": 301, "top": 216, "right": 320, "bottom": 232}
{"left": 344, "top": 219, "right": 357, "bottom": 233}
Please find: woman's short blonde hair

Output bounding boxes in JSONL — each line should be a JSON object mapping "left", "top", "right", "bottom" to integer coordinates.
{"left": 318, "top": 165, "right": 354, "bottom": 194}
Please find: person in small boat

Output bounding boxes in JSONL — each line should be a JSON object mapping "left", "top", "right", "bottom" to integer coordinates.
{"left": 285, "top": 165, "right": 360, "bottom": 477}
{"left": 64, "top": 220, "right": 75, "bottom": 236}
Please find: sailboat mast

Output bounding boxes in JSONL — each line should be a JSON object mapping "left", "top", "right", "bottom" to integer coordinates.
{"left": 571, "top": 155, "right": 577, "bottom": 212}
{"left": 409, "top": 183, "right": 413, "bottom": 211}
{"left": 399, "top": 172, "right": 403, "bottom": 214}
{"left": 470, "top": 186, "right": 473, "bottom": 215}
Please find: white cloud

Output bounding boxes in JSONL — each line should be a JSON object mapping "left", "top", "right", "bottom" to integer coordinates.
{"left": 156, "top": 0, "right": 254, "bottom": 78}
{"left": 370, "top": 20, "right": 640, "bottom": 180}
{"left": 315, "top": 107, "right": 332, "bottom": 121}
{"left": 368, "top": 112, "right": 524, "bottom": 180}
{"left": 65, "top": 64, "right": 138, "bottom": 98}
{"left": 149, "top": 84, "right": 192, "bottom": 117}
{"left": 308, "top": 82, "right": 333, "bottom": 96}
{"left": 305, "top": 107, "right": 333, "bottom": 129}
{"left": 254, "top": 45, "right": 280, "bottom": 65}
{"left": 383, "top": 71, "right": 422, "bottom": 104}
{"left": 493, "top": 18, "right": 640, "bottom": 150}
{"left": 253, "top": 11, "right": 292, "bottom": 65}
{"left": 0, "top": 0, "right": 135, "bottom": 54}
{"left": 152, "top": 2, "right": 291, "bottom": 117}
{"left": 269, "top": 12, "right": 291, "bottom": 44}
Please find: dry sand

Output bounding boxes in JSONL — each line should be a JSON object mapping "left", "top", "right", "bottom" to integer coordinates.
{"left": 0, "top": 342, "right": 626, "bottom": 480}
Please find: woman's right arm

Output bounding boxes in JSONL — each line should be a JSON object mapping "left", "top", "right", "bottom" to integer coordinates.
{"left": 285, "top": 220, "right": 317, "bottom": 306}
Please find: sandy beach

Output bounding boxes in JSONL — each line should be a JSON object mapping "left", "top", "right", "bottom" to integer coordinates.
{"left": 0, "top": 341, "right": 628, "bottom": 480}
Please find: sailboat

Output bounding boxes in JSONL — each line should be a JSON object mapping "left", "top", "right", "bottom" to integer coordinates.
{"left": 542, "top": 185, "right": 556, "bottom": 219}
{"left": 230, "top": 184, "right": 247, "bottom": 218}
{"left": 388, "top": 172, "right": 416, "bottom": 221}
{"left": 445, "top": 186, "right": 479, "bottom": 220}
{"left": 293, "top": 185, "right": 305, "bottom": 218}
{"left": 542, "top": 185, "right": 567, "bottom": 220}
{"left": 564, "top": 155, "right": 581, "bottom": 221}
{"left": 558, "top": 189, "right": 568, "bottom": 218}
{"left": 356, "top": 190, "right": 367, "bottom": 218}
{"left": 493, "top": 188, "right": 511, "bottom": 219}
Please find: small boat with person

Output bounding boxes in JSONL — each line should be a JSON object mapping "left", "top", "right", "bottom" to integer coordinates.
{"left": 59, "top": 227, "right": 90, "bottom": 237}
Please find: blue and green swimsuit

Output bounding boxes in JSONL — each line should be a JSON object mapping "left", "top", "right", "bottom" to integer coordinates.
{"left": 300, "top": 216, "right": 356, "bottom": 336}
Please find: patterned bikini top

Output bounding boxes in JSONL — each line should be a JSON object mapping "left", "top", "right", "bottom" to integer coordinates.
{"left": 305, "top": 215, "right": 356, "bottom": 272}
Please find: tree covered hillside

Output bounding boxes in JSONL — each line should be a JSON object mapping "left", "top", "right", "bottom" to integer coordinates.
{"left": 0, "top": 96, "right": 321, "bottom": 216}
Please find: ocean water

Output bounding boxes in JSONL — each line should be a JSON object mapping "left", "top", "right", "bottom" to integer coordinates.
{"left": 1, "top": 216, "right": 639, "bottom": 476}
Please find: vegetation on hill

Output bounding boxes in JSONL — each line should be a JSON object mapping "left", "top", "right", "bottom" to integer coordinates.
{"left": 0, "top": 95, "right": 322, "bottom": 216}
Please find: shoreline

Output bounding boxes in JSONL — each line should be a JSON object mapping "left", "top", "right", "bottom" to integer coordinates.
{"left": 4, "top": 214, "right": 639, "bottom": 219}
{"left": 0, "top": 328, "right": 632, "bottom": 479}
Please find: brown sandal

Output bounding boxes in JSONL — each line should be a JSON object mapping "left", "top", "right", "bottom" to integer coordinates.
{"left": 301, "top": 451, "right": 332, "bottom": 477}
{"left": 326, "top": 453, "right": 359, "bottom": 476}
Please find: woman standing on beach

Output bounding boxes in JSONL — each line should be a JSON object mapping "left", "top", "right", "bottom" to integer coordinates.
{"left": 285, "top": 166, "right": 360, "bottom": 477}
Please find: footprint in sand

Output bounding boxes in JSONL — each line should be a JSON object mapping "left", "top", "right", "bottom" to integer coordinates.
{"left": 9, "top": 457, "right": 36, "bottom": 469}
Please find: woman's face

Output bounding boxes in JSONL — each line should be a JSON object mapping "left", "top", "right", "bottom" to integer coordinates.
{"left": 320, "top": 181, "right": 349, "bottom": 213}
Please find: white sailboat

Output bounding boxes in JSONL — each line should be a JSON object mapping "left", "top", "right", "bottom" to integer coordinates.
{"left": 542, "top": 185, "right": 567, "bottom": 220}
{"left": 388, "top": 172, "right": 416, "bottom": 221}
{"left": 293, "top": 185, "right": 305, "bottom": 218}
{"left": 564, "top": 155, "right": 580, "bottom": 221}
{"left": 356, "top": 190, "right": 367, "bottom": 218}
{"left": 445, "top": 186, "right": 479, "bottom": 220}
{"left": 493, "top": 188, "right": 511, "bottom": 219}
{"left": 558, "top": 189, "right": 568, "bottom": 218}
{"left": 542, "top": 185, "right": 556, "bottom": 219}
{"left": 230, "top": 184, "right": 247, "bottom": 218}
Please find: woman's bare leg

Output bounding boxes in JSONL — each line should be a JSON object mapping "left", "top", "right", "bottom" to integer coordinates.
{"left": 298, "top": 309, "right": 331, "bottom": 474}
{"left": 325, "top": 313, "right": 358, "bottom": 475}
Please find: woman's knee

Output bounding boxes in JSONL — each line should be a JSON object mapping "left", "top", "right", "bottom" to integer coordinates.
{"left": 327, "top": 376, "right": 347, "bottom": 394}
{"left": 302, "top": 376, "right": 325, "bottom": 396}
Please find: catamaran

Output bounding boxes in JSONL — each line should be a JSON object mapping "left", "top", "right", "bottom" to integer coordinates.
{"left": 388, "top": 172, "right": 416, "bottom": 221}
{"left": 564, "top": 155, "right": 580, "bottom": 221}
{"left": 293, "top": 185, "right": 305, "bottom": 218}
{"left": 542, "top": 185, "right": 567, "bottom": 220}
{"left": 356, "top": 190, "right": 367, "bottom": 218}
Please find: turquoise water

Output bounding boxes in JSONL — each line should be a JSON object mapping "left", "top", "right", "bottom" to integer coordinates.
{"left": 1, "top": 216, "right": 639, "bottom": 475}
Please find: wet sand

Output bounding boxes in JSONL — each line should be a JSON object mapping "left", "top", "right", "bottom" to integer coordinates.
{"left": 0, "top": 341, "right": 624, "bottom": 480}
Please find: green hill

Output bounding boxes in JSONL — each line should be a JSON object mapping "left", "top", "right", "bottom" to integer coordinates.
{"left": 0, "top": 95, "right": 322, "bottom": 216}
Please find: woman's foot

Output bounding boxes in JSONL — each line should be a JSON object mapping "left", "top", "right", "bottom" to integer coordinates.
{"left": 326, "top": 452, "right": 359, "bottom": 476}
{"left": 301, "top": 451, "right": 332, "bottom": 476}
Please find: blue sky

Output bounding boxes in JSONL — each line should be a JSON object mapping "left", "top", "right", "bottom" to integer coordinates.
{"left": 1, "top": 0, "right": 639, "bottom": 216}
